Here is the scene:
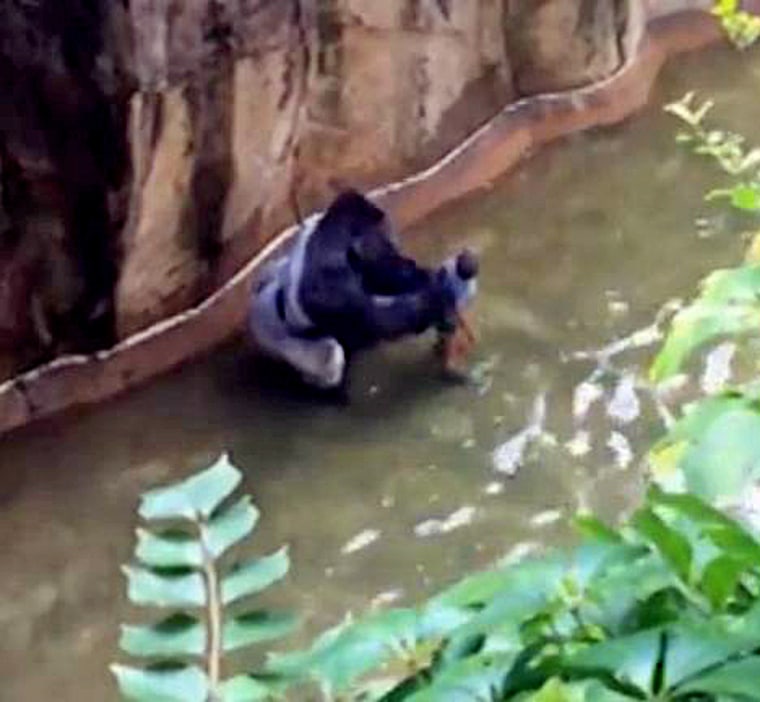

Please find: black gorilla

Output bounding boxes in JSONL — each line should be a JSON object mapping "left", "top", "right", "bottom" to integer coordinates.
{"left": 247, "top": 189, "right": 477, "bottom": 389}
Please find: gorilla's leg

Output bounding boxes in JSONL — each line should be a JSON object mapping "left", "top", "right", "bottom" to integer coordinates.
{"left": 248, "top": 279, "right": 346, "bottom": 389}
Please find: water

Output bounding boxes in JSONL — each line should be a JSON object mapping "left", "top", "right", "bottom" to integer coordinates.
{"left": 2, "top": 45, "right": 760, "bottom": 700}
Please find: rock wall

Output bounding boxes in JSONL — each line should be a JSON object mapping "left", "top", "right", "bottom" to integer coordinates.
{"left": 1, "top": 0, "right": 635, "bottom": 379}
{"left": 0, "top": 0, "right": 132, "bottom": 378}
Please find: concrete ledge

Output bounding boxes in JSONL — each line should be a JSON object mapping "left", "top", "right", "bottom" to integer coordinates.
{"left": 0, "top": 7, "right": 735, "bottom": 436}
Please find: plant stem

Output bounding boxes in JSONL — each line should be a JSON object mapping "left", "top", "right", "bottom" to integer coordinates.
{"left": 201, "top": 522, "right": 223, "bottom": 701}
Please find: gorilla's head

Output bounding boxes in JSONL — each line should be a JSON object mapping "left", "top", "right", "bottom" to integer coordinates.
{"left": 324, "top": 189, "right": 386, "bottom": 232}
{"left": 323, "top": 189, "right": 396, "bottom": 266}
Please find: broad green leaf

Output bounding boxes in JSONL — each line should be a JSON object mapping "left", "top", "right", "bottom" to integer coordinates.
{"left": 220, "top": 675, "right": 274, "bottom": 701}
{"left": 572, "top": 514, "right": 623, "bottom": 544}
{"left": 648, "top": 393, "right": 760, "bottom": 501}
{"left": 433, "top": 568, "right": 521, "bottom": 609}
{"left": 517, "top": 678, "right": 637, "bottom": 702}
{"left": 678, "top": 656, "right": 760, "bottom": 698}
{"left": 222, "top": 548, "right": 290, "bottom": 605}
{"left": 123, "top": 566, "right": 206, "bottom": 608}
{"left": 417, "top": 602, "right": 473, "bottom": 640}
{"left": 434, "top": 554, "right": 566, "bottom": 610}
{"left": 567, "top": 628, "right": 662, "bottom": 694}
{"left": 223, "top": 611, "right": 297, "bottom": 652}
{"left": 699, "top": 265, "right": 760, "bottom": 304}
{"left": 663, "top": 621, "right": 755, "bottom": 689}
{"left": 648, "top": 487, "right": 738, "bottom": 530}
{"left": 270, "top": 609, "right": 418, "bottom": 693}
{"left": 139, "top": 453, "right": 242, "bottom": 521}
{"left": 680, "top": 407, "right": 760, "bottom": 501}
{"left": 706, "top": 524, "right": 760, "bottom": 564}
{"left": 569, "top": 540, "right": 644, "bottom": 590}
{"left": 631, "top": 508, "right": 692, "bottom": 584}
{"left": 587, "top": 556, "right": 677, "bottom": 634}
{"left": 269, "top": 605, "right": 466, "bottom": 695}
{"left": 120, "top": 613, "right": 205, "bottom": 658}
{"left": 650, "top": 265, "right": 760, "bottom": 381}
{"left": 443, "top": 556, "right": 567, "bottom": 653}
{"left": 405, "top": 653, "right": 514, "bottom": 702}
{"left": 111, "top": 664, "right": 208, "bottom": 702}
{"left": 651, "top": 303, "right": 760, "bottom": 381}
{"left": 701, "top": 555, "right": 747, "bottom": 608}
{"left": 204, "top": 497, "right": 259, "bottom": 559}
{"left": 136, "top": 529, "right": 203, "bottom": 569}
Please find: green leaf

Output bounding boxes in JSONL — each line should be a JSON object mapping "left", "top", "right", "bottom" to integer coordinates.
{"left": 405, "top": 653, "right": 513, "bottom": 702}
{"left": 110, "top": 664, "right": 208, "bottom": 702}
{"left": 651, "top": 303, "right": 760, "bottom": 381}
{"left": 647, "top": 487, "right": 737, "bottom": 530}
{"left": 268, "top": 605, "right": 468, "bottom": 695}
{"left": 434, "top": 554, "right": 566, "bottom": 610}
{"left": 708, "top": 183, "right": 760, "bottom": 211}
{"left": 136, "top": 529, "right": 203, "bottom": 569}
{"left": 222, "top": 548, "right": 290, "bottom": 605}
{"left": 677, "top": 656, "right": 760, "bottom": 698}
{"left": 567, "top": 628, "right": 662, "bottom": 694}
{"left": 648, "top": 393, "right": 760, "bottom": 501}
{"left": 139, "top": 453, "right": 242, "bottom": 521}
{"left": 706, "top": 524, "right": 760, "bottom": 564}
{"left": 120, "top": 613, "right": 205, "bottom": 658}
{"left": 650, "top": 265, "right": 760, "bottom": 381}
{"left": 681, "top": 407, "right": 760, "bottom": 501}
{"left": 701, "top": 555, "right": 747, "bottom": 608}
{"left": 223, "top": 611, "right": 297, "bottom": 652}
{"left": 220, "top": 675, "right": 275, "bottom": 701}
{"left": 203, "top": 497, "right": 259, "bottom": 559}
{"left": 517, "top": 678, "right": 637, "bottom": 702}
{"left": 442, "top": 556, "right": 567, "bottom": 654}
{"left": 663, "top": 622, "right": 755, "bottom": 689}
{"left": 123, "top": 566, "right": 206, "bottom": 608}
{"left": 270, "top": 610, "right": 416, "bottom": 693}
{"left": 631, "top": 508, "right": 692, "bottom": 584}
{"left": 573, "top": 514, "right": 623, "bottom": 544}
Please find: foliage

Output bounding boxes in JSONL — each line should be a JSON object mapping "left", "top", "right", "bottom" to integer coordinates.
{"left": 712, "top": 0, "right": 760, "bottom": 49}
{"left": 112, "top": 454, "right": 295, "bottom": 702}
{"left": 271, "top": 486, "right": 760, "bottom": 701}
{"left": 650, "top": 263, "right": 760, "bottom": 381}
{"left": 665, "top": 92, "right": 760, "bottom": 214}
{"left": 649, "top": 387, "right": 760, "bottom": 501}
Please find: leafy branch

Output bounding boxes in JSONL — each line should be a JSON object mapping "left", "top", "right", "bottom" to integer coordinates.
{"left": 111, "top": 454, "right": 295, "bottom": 702}
{"left": 712, "top": 0, "right": 760, "bottom": 49}
{"left": 665, "top": 92, "right": 760, "bottom": 213}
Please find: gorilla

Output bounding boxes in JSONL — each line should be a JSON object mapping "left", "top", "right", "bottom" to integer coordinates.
{"left": 247, "top": 189, "right": 478, "bottom": 390}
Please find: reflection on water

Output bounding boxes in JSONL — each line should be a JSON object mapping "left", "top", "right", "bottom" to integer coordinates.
{"left": 2, "top": 45, "right": 760, "bottom": 700}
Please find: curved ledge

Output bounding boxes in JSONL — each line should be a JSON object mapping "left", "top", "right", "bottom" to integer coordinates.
{"left": 0, "top": 8, "right": 728, "bottom": 436}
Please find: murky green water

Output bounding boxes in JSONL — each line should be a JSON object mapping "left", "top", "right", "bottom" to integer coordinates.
{"left": 2, "top": 45, "right": 760, "bottom": 700}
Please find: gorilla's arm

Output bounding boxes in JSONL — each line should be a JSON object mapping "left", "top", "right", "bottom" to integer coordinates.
{"left": 350, "top": 227, "right": 434, "bottom": 296}
{"left": 302, "top": 265, "right": 449, "bottom": 348}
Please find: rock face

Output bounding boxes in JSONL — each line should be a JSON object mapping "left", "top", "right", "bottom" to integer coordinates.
{"left": 0, "top": 0, "right": 638, "bottom": 378}
{"left": 0, "top": 0, "right": 132, "bottom": 376}
{"left": 505, "top": 0, "right": 630, "bottom": 94}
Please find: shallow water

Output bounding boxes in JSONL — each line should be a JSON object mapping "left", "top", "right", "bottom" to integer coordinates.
{"left": 2, "top": 45, "right": 760, "bottom": 700}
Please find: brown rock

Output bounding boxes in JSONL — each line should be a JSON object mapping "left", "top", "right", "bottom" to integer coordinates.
{"left": 506, "top": 0, "right": 630, "bottom": 95}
